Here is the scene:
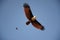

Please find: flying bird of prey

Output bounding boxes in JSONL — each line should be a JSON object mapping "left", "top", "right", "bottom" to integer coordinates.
{"left": 23, "top": 3, "right": 44, "bottom": 30}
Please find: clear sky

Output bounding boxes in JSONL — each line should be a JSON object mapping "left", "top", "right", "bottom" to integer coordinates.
{"left": 0, "top": 0, "right": 60, "bottom": 40}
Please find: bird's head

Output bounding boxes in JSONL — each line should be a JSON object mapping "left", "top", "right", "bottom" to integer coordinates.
{"left": 31, "top": 16, "right": 36, "bottom": 21}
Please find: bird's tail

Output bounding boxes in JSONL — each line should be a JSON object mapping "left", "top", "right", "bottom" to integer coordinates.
{"left": 26, "top": 21, "right": 30, "bottom": 25}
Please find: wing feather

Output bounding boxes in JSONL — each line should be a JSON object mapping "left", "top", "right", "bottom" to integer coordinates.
{"left": 23, "top": 3, "right": 33, "bottom": 20}
{"left": 31, "top": 20, "right": 44, "bottom": 30}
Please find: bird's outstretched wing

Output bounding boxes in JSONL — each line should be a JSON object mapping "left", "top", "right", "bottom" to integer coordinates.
{"left": 23, "top": 3, "right": 33, "bottom": 20}
{"left": 31, "top": 20, "right": 44, "bottom": 30}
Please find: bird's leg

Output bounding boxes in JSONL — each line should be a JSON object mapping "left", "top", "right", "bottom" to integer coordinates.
{"left": 26, "top": 21, "right": 30, "bottom": 25}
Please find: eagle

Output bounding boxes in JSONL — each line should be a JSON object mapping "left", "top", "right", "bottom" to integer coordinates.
{"left": 23, "top": 3, "right": 44, "bottom": 30}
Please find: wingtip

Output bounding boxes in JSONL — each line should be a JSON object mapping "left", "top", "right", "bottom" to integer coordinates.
{"left": 23, "top": 3, "right": 30, "bottom": 8}
{"left": 40, "top": 26, "right": 45, "bottom": 31}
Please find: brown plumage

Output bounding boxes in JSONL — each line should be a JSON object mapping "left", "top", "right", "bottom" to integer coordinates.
{"left": 23, "top": 3, "right": 44, "bottom": 30}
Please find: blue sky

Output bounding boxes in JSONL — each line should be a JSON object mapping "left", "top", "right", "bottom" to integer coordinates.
{"left": 0, "top": 0, "right": 60, "bottom": 40}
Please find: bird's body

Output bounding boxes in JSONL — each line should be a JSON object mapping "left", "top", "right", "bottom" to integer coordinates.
{"left": 23, "top": 3, "right": 44, "bottom": 30}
